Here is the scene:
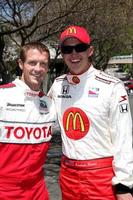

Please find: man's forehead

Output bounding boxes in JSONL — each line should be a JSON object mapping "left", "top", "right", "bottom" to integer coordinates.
{"left": 25, "top": 49, "right": 48, "bottom": 56}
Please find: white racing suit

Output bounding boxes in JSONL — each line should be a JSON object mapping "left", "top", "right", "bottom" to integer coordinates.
{"left": 48, "top": 65, "right": 133, "bottom": 200}
{"left": 0, "top": 79, "right": 57, "bottom": 200}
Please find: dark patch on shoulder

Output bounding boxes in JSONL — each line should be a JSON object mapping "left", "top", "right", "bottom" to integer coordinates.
{"left": 56, "top": 76, "right": 67, "bottom": 82}
{"left": 95, "top": 76, "right": 112, "bottom": 84}
{"left": 95, "top": 72, "right": 119, "bottom": 84}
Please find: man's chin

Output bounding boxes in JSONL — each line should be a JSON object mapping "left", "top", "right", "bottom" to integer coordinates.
{"left": 70, "top": 68, "right": 83, "bottom": 75}
{"left": 30, "top": 81, "right": 41, "bottom": 91}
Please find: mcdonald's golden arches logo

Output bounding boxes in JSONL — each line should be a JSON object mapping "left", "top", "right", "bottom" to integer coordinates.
{"left": 67, "top": 27, "right": 77, "bottom": 35}
{"left": 63, "top": 107, "right": 90, "bottom": 140}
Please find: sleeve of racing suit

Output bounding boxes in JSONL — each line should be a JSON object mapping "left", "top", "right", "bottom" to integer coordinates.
{"left": 47, "top": 83, "right": 61, "bottom": 132}
{"left": 109, "top": 81, "right": 133, "bottom": 194}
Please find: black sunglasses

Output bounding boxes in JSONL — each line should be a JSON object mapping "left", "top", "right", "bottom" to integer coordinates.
{"left": 61, "top": 43, "right": 90, "bottom": 54}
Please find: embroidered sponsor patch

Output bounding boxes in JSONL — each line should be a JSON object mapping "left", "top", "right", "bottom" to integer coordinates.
{"left": 72, "top": 76, "right": 80, "bottom": 84}
{"left": 62, "top": 85, "right": 70, "bottom": 94}
{"left": 119, "top": 103, "right": 128, "bottom": 113}
{"left": 0, "top": 122, "right": 52, "bottom": 143}
{"left": 67, "top": 75, "right": 80, "bottom": 85}
{"left": 88, "top": 87, "right": 99, "bottom": 97}
{"left": 39, "top": 100, "right": 49, "bottom": 114}
{"left": 58, "top": 95, "right": 72, "bottom": 98}
{"left": 7, "top": 103, "right": 25, "bottom": 107}
{"left": 6, "top": 103, "right": 25, "bottom": 112}
{"left": 24, "top": 90, "right": 39, "bottom": 97}
{"left": 57, "top": 85, "right": 72, "bottom": 98}
{"left": 63, "top": 107, "right": 90, "bottom": 140}
{"left": 119, "top": 95, "right": 127, "bottom": 103}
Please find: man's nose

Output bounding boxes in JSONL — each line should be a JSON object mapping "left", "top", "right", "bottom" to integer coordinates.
{"left": 34, "top": 62, "right": 42, "bottom": 70}
{"left": 71, "top": 49, "right": 77, "bottom": 54}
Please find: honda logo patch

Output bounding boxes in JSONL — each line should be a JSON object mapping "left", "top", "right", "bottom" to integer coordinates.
{"left": 119, "top": 104, "right": 128, "bottom": 113}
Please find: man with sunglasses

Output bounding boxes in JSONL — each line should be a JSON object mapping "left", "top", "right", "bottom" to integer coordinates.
{"left": 48, "top": 25, "right": 133, "bottom": 200}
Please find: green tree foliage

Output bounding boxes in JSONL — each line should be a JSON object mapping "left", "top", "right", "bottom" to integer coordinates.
{"left": 0, "top": 0, "right": 132, "bottom": 84}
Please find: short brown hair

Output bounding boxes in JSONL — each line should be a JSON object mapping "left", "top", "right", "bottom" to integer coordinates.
{"left": 19, "top": 41, "right": 50, "bottom": 64}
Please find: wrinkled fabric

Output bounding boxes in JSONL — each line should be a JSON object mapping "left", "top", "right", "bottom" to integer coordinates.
{"left": 48, "top": 65, "right": 133, "bottom": 187}
{"left": 59, "top": 157, "right": 116, "bottom": 200}
{"left": 0, "top": 79, "right": 57, "bottom": 199}
{"left": 0, "top": 177, "right": 49, "bottom": 200}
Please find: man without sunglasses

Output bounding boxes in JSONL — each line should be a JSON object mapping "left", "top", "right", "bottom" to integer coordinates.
{"left": 48, "top": 25, "right": 133, "bottom": 200}
{"left": 0, "top": 42, "right": 57, "bottom": 200}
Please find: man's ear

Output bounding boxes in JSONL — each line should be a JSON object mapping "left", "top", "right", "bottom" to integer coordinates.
{"left": 18, "top": 59, "right": 23, "bottom": 70}
{"left": 88, "top": 46, "right": 94, "bottom": 57}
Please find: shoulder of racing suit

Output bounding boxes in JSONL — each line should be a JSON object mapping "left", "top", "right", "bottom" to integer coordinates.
{"left": 0, "top": 82, "right": 16, "bottom": 89}
{"left": 95, "top": 70, "right": 121, "bottom": 85}
{"left": 55, "top": 74, "right": 67, "bottom": 82}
